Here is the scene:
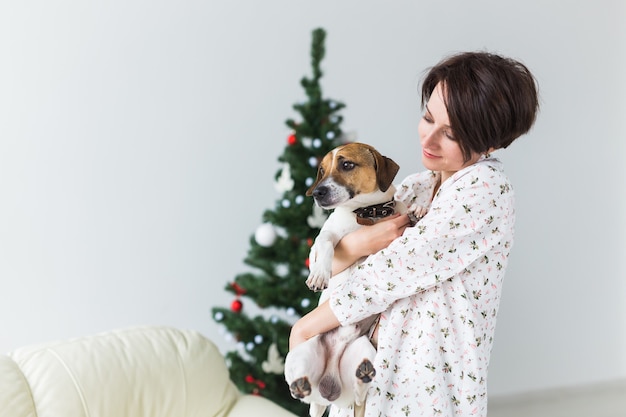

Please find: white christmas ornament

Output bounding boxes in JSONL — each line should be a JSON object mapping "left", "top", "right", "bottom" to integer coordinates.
{"left": 308, "top": 156, "right": 318, "bottom": 168}
{"left": 261, "top": 343, "right": 285, "bottom": 374}
{"left": 307, "top": 203, "right": 328, "bottom": 228}
{"left": 274, "top": 263, "right": 289, "bottom": 278}
{"left": 302, "top": 138, "right": 313, "bottom": 148}
{"left": 255, "top": 223, "right": 277, "bottom": 247}
{"left": 313, "top": 138, "right": 322, "bottom": 148}
{"left": 274, "top": 163, "right": 294, "bottom": 193}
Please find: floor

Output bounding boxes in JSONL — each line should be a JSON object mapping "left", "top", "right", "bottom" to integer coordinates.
{"left": 488, "top": 379, "right": 626, "bottom": 417}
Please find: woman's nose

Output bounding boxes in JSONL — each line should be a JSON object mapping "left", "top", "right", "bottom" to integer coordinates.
{"left": 421, "top": 126, "right": 436, "bottom": 147}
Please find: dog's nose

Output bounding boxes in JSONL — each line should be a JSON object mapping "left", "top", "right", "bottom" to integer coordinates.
{"left": 312, "top": 186, "right": 328, "bottom": 199}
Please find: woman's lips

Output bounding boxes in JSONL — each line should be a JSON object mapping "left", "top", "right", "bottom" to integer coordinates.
{"left": 423, "top": 150, "right": 439, "bottom": 159}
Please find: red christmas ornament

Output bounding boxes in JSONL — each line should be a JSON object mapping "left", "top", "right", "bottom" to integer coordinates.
{"left": 231, "top": 299, "right": 243, "bottom": 313}
{"left": 230, "top": 282, "right": 246, "bottom": 296}
{"left": 287, "top": 133, "right": 297, "bottom": 145}
{"left": 307, "top": 238, "right": 313, "bottom": 247}
{"left": 245, "top": 374, "right": 266, "bottom": 390}
{"left": 305, "top": 258, "right": 310, "bottom": 268}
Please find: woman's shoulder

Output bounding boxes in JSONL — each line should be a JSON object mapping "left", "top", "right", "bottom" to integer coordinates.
{"left": 450, "top": 156, "right": 509, "bottom": 187}
{"left": 437, "top": 156, "right": 514, "bottom": 207}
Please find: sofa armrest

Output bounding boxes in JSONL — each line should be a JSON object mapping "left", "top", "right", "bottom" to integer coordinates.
{"left": 0, "top": 354, "right": 37, "bottom": 417}
{"left": 7, "top": 327, "right": 242, "bottom": 417}
{"left": 4, "top": 326, "right": 298, "bottom": 417}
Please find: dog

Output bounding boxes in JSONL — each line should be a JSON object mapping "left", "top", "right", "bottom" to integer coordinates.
{"left": 284, "top": 143, "right": 425, "bottom": 417}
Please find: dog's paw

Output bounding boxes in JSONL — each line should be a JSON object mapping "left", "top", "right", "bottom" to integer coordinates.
{"left": 306, "top": 241, "right": 333, "bottom": 291}
{"left": 289, "top": 377, "right": 312, "bottom": 399}
{"left": 407, "top": 204, "right": 428, "bottom": 226}
{"left": 306, "top": 268, "right": 330, "bottom": 292}
{"left": 355, "top": 358, "right": 376, "bottom": 384}
{"left": 353, "top": 359, "right": 376, "bottom": 406}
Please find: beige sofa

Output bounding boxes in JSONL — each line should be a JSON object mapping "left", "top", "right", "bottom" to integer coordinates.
{"left": 0, "top": 326, "right": 296, "bottom": 417}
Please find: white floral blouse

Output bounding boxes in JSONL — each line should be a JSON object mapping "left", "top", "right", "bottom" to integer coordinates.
{"left": 328, "top": 156, "right": 515, "bottom": 417}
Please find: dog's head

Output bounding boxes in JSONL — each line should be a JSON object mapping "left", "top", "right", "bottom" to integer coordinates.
{"left": 306, "top": 142, "right": 400, "bottom": 210}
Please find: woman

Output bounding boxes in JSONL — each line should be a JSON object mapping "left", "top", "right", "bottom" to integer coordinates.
{"left": 290, "top": 51, "right": 539, "bottom": 417}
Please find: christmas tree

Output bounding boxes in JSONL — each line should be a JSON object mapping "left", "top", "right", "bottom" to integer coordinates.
{"left": 211, "top": 28, "right": 347, "bottom": 415}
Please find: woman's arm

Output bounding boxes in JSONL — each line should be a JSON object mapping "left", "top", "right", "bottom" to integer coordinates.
{"left": 289, "top": 214, "right": 412, "bottom": 351}
{"left": 331, "top": 213, "right": 412, "bottom": 276}
{"left": 328, "top": 161, "right": 516, "bottom": 327}
{"left": 289, "top": 300, "right": 339, "bottom": 349}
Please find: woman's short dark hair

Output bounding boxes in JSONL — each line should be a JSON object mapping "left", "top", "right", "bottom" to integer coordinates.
{"left": 421, "top": 51, "right": 539, "bottom": 161}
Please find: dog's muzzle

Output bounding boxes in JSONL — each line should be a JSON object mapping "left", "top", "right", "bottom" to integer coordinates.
{"left": 312, "top": 184, "right": 354, "bottom": 209}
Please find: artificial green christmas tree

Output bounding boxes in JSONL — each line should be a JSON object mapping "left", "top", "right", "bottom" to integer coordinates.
{"left": 211, "top": 28, "right": 347, "bottom": 415}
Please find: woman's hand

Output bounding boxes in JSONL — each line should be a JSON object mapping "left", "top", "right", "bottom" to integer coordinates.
{"left": 332, "top": 213, "right": 412, "bottom": 276}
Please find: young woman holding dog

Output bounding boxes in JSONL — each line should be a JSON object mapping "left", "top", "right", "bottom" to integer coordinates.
{"left": 289, "top": 51, "right": 539, "bottom": 417}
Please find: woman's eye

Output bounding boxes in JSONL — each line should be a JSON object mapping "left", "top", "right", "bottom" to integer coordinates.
{"left": 422, "top": 113, "right": 434, "bottom": 123}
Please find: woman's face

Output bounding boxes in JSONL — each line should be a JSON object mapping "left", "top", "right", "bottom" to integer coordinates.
{"left": 418, "top": 82, "right": 482, "bottom": 182}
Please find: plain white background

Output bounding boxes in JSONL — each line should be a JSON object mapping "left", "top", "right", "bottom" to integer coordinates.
{"left": 0, "top": 0, "right": 624, "bottom": 398}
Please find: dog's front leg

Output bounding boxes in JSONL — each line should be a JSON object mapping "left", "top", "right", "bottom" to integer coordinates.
{"left": 306, "top": 230, "right": 339, "bottom": 291}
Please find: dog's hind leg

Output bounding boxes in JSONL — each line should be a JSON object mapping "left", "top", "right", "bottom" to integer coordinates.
{"left": 308, "top": 402, "right": 327, "bottom": 417}
{"left": 284, "top": 336, "right": 326, "bottom": 401}
{"left": 340, "top": 335, "right": 377, "bottom": 406}
{"left": 289, "top": 376, "right": 312, "bottom": 399}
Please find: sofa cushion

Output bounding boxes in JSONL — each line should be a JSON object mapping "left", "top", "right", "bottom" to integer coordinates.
{"left": 8, "top": 326, "right": 240, "bottom": 417}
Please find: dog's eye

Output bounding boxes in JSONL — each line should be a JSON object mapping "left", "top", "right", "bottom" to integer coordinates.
{"left": 341, "top": 161, "right": 355, "bottom": 171}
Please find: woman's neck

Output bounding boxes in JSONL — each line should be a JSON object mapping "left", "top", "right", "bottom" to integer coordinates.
{"left": 431, "top": 172, "right": 442, "bottom": 202}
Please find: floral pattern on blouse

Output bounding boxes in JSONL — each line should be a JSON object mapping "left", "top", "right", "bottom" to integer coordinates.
{"left": 328, "top": 157, "right": 515, "bottom": 417}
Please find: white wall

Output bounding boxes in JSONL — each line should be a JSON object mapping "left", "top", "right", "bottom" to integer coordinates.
{"left": 0, "top": 0, "right": 624, "bottom": 397}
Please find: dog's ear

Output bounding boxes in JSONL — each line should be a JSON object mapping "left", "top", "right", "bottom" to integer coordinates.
{"left": 372, "top": 150, "right": 400, "bottom": 192}
{"left": 306, "top": 164, "right": 324, "bottom": 196}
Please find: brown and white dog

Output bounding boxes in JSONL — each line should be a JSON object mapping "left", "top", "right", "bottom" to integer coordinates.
{"left": 284, "top": 143, "right": 423, "bottom": 417}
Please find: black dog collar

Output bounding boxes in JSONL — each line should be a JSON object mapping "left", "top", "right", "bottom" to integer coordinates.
{"left": 353, "top": 200, "right": 396, "bottom": 226}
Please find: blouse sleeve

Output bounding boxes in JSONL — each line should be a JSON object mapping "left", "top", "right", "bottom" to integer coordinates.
{"left": 329, "top": 159, "right": 515, "bottom": 326}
